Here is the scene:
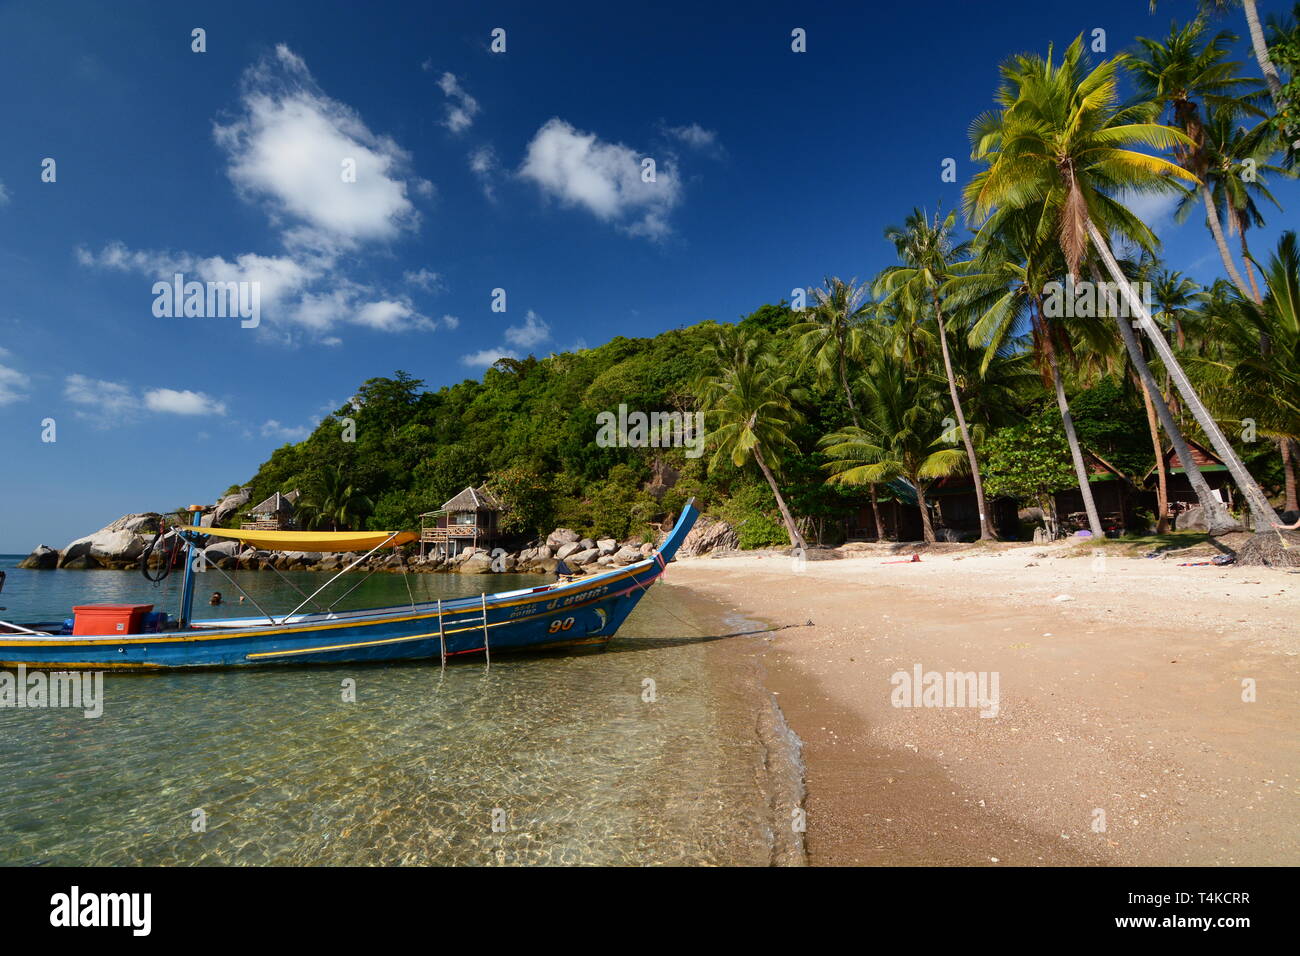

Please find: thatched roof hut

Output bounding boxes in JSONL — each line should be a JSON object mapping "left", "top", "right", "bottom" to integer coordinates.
{"left": 440, "top": 486, "right": 501, "bottom": 513}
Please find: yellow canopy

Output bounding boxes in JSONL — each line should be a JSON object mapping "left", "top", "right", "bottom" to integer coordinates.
{"left": 182, "top": 526, "right": 417, "bottom": 553}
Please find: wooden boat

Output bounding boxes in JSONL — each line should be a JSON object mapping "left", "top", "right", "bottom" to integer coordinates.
{"left": 0, "top": 501, "right": 699, "bottom": 670}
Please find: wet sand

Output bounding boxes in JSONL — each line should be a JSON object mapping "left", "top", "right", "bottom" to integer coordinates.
{"left": 665, "top": 540, "right": 1300, "bottom": 866}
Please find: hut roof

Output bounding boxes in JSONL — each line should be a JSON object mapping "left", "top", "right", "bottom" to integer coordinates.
{"left": 248, "top": 491, "right": 298, "bottom": 515}
{"left": 441, "top": 485, "right": 502, "bottom": 512}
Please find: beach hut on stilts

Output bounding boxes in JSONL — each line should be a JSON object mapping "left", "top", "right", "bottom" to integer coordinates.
{"left": 241, "top": 490, "right": 300, "bottom": 531}
{"left": 419, "top": 485, "right": 503, "bottom": 559}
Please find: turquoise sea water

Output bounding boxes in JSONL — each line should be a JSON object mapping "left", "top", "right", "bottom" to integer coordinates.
{"left": 0, "top": 558, "right": 803, "bottom": 865}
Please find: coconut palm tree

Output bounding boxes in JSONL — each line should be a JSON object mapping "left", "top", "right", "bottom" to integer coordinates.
{"left": 1150, "top": 1, "right": 1290, "bottom": 120}
{"left": 297, "top": 467, "right": 374, "bottom": 532}
{"left": 1187, "top": 231, "right": 1300, "bottom": 511}
{"left": 791, "top": 277, "right": 871, "bottom": 424}
{"left": 700, "top": 344, "right": 809, "bottom": 550}
{"left": 877, "top": 208, "right": 998, "bottom": 540}
{"left": 964, "top": 35, "right": 1278, "bottom": 530}
{"left": 1198, "top": 107, "right": 1292, "bottom": 300}
{"left": 947, "top": 208, "right": 1108, "bottom": 536}
{"left": 820, "top": 359, "right": 966, "bottom": 544}
{"left": 1130, "top": 17, "right": 1268, "bottom": 301}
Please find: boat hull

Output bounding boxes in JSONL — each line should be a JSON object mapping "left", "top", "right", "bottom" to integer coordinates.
{"left": 0, "top": 504, "right": 697, "bottom": 670}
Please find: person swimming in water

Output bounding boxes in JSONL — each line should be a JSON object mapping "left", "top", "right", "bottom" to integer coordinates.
{"left": 209, "top": 591, "right": 223, "bottom": 606}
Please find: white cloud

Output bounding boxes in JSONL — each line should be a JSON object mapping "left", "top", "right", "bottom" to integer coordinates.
{"left": 0, "top": 180, "right": 10, "bottom": 205}
{"left": 459, "top": 348, "right": 518, "bottom": 368}
{"left": 460, "top": 310, "right": 550, "bottom": 367}
{"left": 664, "top": 122, "right": 722, "bottom": 155}
{"left": 64, "top": 373, "right": 141, "bottom": 426}
{"left": 76, "top": 46, "right": 443, "bottom": 344}
{"left": 520, "top": 118, "right": 681, "bottom": 240}
{"left": 469, "top": 145, "right": 499, "bottom": 200}
{"left": 0, "top": 363, "right": 29, "bottom": 405}
{"left": 441, "top": 313, "right": 460, "bottom": 330}
{"left": 143, "top": 388, "right": 227, "bottom": 416}
{"left": 64, "top": 375, "right": 225, "bottom": 425}
{"left": 504, "top": 309, "right": 550, "bottom": 348}
{"left": 260, "top": 419, "right": 310, "bottom": 441}
{"left": 403, "top": 267, "right": 443, "bottom": 291}
{"left": 214, "top": 45, "right": 421, "bottom": 246}
{"left": 436, "top": 72, "right": 480, "bottom": 134}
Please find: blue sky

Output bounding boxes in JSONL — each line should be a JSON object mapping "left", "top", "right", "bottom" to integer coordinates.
{"left": 1, "top": 0, "right": 1297, "bottom": 552}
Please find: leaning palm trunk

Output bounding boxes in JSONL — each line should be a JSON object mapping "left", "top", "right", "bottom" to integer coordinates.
{"left": 1093, "top": 262, "right": 1238, "bottom": 533}
{"left": 1137, "top": 376, "right": 1171, "bottom": 533}
{"left": 1048, "top": 348, "right": 1104, "bottom": 537}
{"left": 1282, "top": 438, "right": 1299, "bottom": 514}
{"left": 913, "top": 477, "right": 936, "bottom": 543}
{"left": 1090, "top": 222, "right": 1276, "bottom": 530}
{"left": 869, "top": 483, "right": 886, "bottom": 541}
{"left": 753, "top": 446, "right": 807, "bottom": 551}
{"left": 1036, "top": 296, "right": 1104, "bottom": 537}
{"left": 1241, "top": 0, "right": 1298, "bottom": 153}
{"left": 934, "top": 299, "right": 996, "bottom": 540}
{"left": 1201, "top": 185, "right": 1254, "bottom": 302}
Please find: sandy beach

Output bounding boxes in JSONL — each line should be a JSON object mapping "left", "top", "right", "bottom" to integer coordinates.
{"left": 667, "top": 539, "right": 1299, "bottom": 866}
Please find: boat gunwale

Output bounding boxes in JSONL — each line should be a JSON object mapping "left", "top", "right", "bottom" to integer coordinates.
{"left": 0, "top": 556, "right": 662, "bottom": 647}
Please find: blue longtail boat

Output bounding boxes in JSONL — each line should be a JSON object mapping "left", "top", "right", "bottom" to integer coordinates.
{"left": 0, "top": 501, "right": 699, "bottom": 670}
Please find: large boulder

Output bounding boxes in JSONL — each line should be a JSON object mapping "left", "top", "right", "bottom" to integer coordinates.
{"left": 1175, "top": 505, "right": 1208, "bottom": 532}
{"left": 611, "top": 545, "right": 642, "bottom": 565}
{"left": 546, "top": 528, "right": 580, "bottom": 548}
{"left": 17, "top": 545, "right": 59, "bottom": 569}
{"left": 61, "top": 529, "right": 148, "bottom": 567}
{"left": 204, "top": 489, "right": 251, "bottom": 528}
{"left": 579, "top": 538, "right": 595, "bottom": 551}
{"left": 679, "top": 516, "right": 738, "bottom": 557}
{"left": 568, "top": 548, "right": 600, "bottom": 566}
{"left": 555, "top": 542, "right": 581, "bottom": 560}
{"left": 61, "top": 553, "right": 101, "bottom": 570}
{"left": 596, "top": 538, "right": 617, "bottom": 555}
{"left": 458, "top": 554, "right": 495, "bottom": 574}
{"left": 203, "top": 539, "right": 243, "bottom": 562}
{"left": 101, "top": 513, "right": 163, "bottom": 535}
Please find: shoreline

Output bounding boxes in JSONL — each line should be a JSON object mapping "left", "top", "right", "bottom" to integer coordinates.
{"left": 663, "top": 542, "right": 1299, "bottom": 866}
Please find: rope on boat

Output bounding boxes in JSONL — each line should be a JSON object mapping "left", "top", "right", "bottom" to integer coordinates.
{"left": 205, "top": 559, "right": 279, "bottom": 626}
{"left": 437, "top": 598, "right": 446, "bottom": 670}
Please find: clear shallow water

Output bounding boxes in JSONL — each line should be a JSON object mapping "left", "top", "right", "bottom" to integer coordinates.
{"left": 0, "top": 560, "right": 801, "bottom": 865}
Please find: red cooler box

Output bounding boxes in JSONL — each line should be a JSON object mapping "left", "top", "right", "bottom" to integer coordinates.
{"left": 72, "top": 604, "right": 154, "bottom": 636}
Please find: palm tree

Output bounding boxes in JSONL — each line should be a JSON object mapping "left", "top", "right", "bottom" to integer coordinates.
{"left": 820, "top": 359, "right": 966, "bottom": 544}
{"left": 877, "top": 208, "right": 997, "bottom": 539}
{"left": 297, "top": 467, "right": 374, "bottom": 532}
{"left": 1188, "top": 231, "right": 1300, "bottom": 512}
{"left": 1150, "top": 1, "right": 1290, "bottom": 123}
{"left": 791, "top": 277, "right": 870, "bottom": 424}
{"left": 1199, "top": 107, "right": 1291, "bottom": 301}
{"left": 700, "top": 344, "right": 809, "bottom": 550}
{"left": 965, "top": 35, "right": 1278, "bottom": 530}
{"left": 1130, "top": 17, "right": 1268, "bottom": 301}
{"left": 949, "top": 208, "right": 1108, "bottom": 536}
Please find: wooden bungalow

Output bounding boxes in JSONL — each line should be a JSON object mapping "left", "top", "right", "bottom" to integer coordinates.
{"left": 1051, "top": 452, "right": 1136, "bottom": 536}
{"left": 927, "top": 477, "right": 1020, "bottom": 540}
{"left": 1144, "top": 439, "right": 1235, "bottom": 518}
{"left": 241, "top": 489, "right": 300, "bottom": 531}
{"left": 420, "top": 485, "right": 503, "bottom": 558}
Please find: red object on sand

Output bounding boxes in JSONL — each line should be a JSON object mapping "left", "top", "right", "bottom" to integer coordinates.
{"left": 881, "top": 554, "right": 922, "bottom": 564}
